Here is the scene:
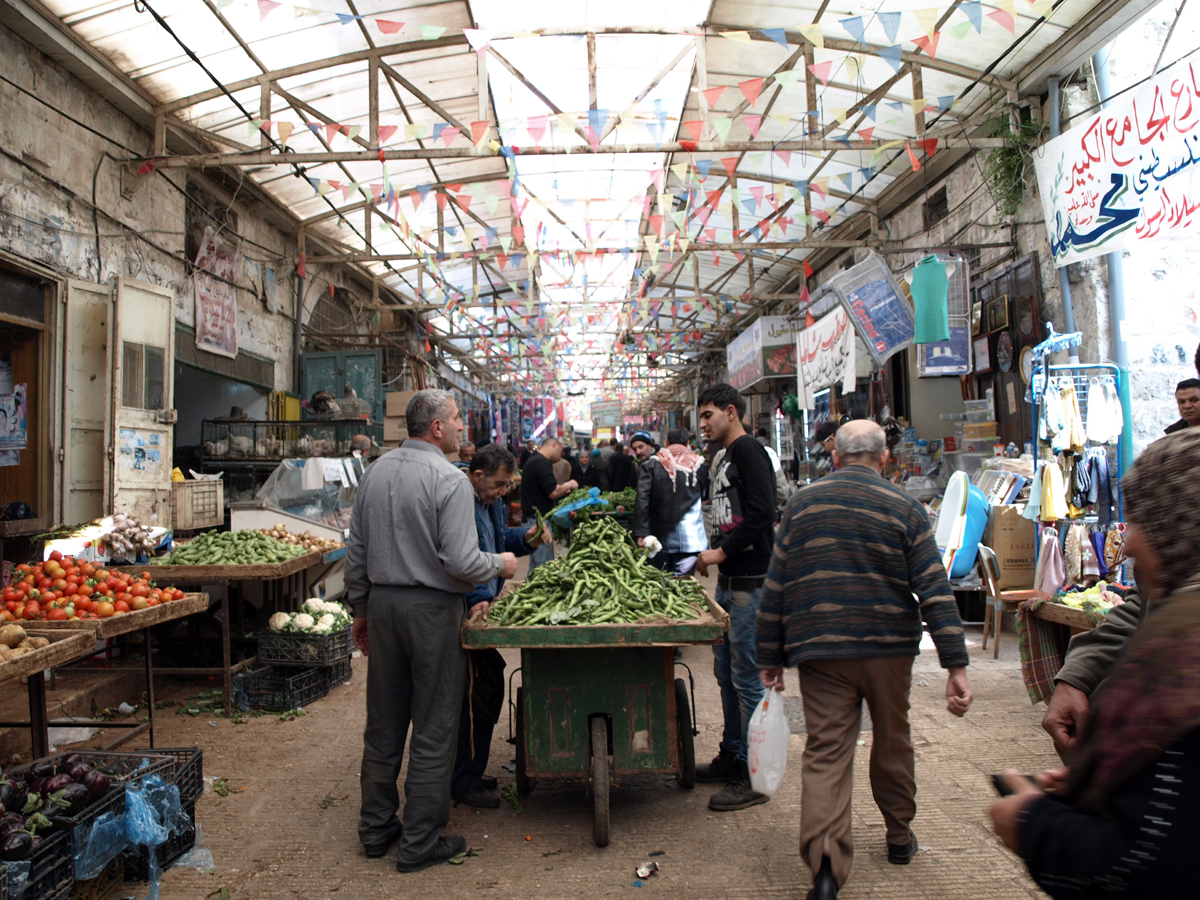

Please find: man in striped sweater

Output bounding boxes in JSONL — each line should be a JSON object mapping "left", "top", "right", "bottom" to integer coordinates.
{"left": 756, "top": 420, "right": 973, "bottom": 900}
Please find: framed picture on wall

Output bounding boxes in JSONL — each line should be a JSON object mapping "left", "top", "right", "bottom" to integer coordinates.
{"left": 971, "top": 299, "right": 984, "bottom": 336}
{"left": 973, "top": 336, "right": 991, "bottom": 373}
{"left": 987, "top": 292, "right": 1010, "bottom": 333}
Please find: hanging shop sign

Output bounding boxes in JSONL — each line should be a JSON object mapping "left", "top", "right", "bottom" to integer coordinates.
{"left": 826, "top": 252, "right": 915, "bottom": 366}
{"left": 194, "top": 227, "right": 241, "bottom": 359}
{"left": 796, "top": 308, "right": 857, "bottom": 409}
{"left": 725, "top": 317, "right": 800, "bottom": 391}
{"left": 1033, "top": 56, "right": 1200, "bottom": 267}
{"left": 591, "top": 400, "right": 623, "bottom": 429}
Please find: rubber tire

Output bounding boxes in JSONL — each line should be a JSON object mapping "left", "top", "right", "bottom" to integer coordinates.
{"left": 515, "top": 688, "right": 532, "bottom": 796}
{"left": 675, "top": 678, "right": 696, "bottom": 789}
{"left": 590, "top": 717, "right": 611, "bottom": 847}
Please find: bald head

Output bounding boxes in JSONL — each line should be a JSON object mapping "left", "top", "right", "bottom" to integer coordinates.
{"left": 833, "top": 420, "right": 888, "bottom": 471}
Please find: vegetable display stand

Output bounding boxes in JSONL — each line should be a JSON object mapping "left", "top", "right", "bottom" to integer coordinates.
{"left": 0, "top": 631, "right": 96, "bottom": 762}
{"left": 29, "top": 595, "right": 210, "bottom": 753}
{"left": 462, "top": 596, "right": 727, "bottom": 846}
{"left": 257, "top": 627, "right": 351, "bottom": 667}
{"left": 67, "top": 855, "right": 123, "bottom": 900}
{"left": 239, "top": 665, "right": 328, "bottom": 711}
{"left": 115, "top": 552, "right": 333, "bottom": 717}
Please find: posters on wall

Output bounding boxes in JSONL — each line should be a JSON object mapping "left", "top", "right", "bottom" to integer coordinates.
{"left": 117, "top": 428, "right": 162, "bottom": 474}
{"left": 0, "top": 384, "right": 28, "bottom": 451}
{"left": 194, "top": 226, "right": 240, "bottom": 358}
{"left": 796, "top": 309, "right": 857, "bottom": 408}
{"left": 1033, "top": 56, "right": 1200, "bottom": 267}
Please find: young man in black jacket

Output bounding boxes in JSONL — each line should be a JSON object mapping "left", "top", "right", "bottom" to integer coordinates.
{"left": 632, "top": 427, "right": 708, "bottom": 576}
{"left": 695, "top": 383, "right": 777, "bottom": 812}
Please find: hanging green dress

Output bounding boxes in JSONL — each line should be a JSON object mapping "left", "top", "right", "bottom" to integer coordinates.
{"left": 911, "top": 254, "right": 951, "bottom": 344}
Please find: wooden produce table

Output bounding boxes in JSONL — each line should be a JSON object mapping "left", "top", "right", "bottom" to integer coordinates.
{"left": 28, "top": 594, "right": 210, "bottom": 753}
{"left": 121, "top": 551, "right": 325, "bottom": 716}
{"left": 983, "top": 590, "right": 1096, "bottom": 658}
{"left": 463, "top": 596, "right": 727, "bottom": 846}
{"left": 0, "top": 630, "right": 96, "bottom": 760}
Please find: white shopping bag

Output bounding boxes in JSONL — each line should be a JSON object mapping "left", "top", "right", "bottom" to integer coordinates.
{"left": 748, "top": 688, "right": 789, "bottom": 796}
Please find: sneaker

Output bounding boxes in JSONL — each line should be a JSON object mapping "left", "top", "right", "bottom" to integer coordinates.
{"left": 695, "top": 749, "right": 739, "bottom": 784}
{"left": 708, "top": 765, "right": 769, "bottom": 812}
{"left": 452, "top": 788, "right": 501, "bottom": 809}
{"left": 363, "top": 822, "right": 403, "bottom": 858}
{"left": 396, "top": 834, "right": 467, "bottom": 873}
{"left": 887, "top": 830, "right": 918, "bottom": 865}
{"left": 480, "top": 775, "right": 499, "bottom": 790}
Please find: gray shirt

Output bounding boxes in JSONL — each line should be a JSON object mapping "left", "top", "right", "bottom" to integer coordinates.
{"left": 345, "top": 440, "right": 505, "bottom": 616}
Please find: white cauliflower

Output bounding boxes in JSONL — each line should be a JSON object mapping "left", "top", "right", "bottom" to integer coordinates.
{"left": 321, "top": 601, "right": 345, "bottom": 616}
{"left": 314, "top": 621, "right": 332, "bottom": 634}
{"left": 268, "top": 612, "right": 292, "bottom": 632}
{"left": 317, "top": 614, "right": 336, "bottom": 627}
{"left": 303, "top": 598, "right": 325, "bottom": 614}
{"left": 292, "top": 613, "right": 315, "bottom": 631}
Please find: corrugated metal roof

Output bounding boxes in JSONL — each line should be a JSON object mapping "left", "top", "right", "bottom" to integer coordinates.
{"left": 38, "top": 0, "right": 1151, "bottom": 397}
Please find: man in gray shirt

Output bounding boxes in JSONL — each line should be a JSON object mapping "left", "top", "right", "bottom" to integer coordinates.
{"left": 347, "top": 389, "right": 517, "bottom": 873}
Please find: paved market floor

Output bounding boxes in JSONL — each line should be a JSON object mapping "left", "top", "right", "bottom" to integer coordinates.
{"left": 142, "top": 567, "right": 1058, "bottom": 900}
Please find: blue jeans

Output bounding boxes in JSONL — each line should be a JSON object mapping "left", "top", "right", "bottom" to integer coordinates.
{"left": 523, "top": 520, "right": 555, "bottom": 573}
{"left": 712, "top": 584, "right": 766, "bottom": 764}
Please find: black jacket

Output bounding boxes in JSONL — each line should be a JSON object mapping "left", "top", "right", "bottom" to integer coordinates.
{"left": 1165, "top": 417, "right": 1191, "bottom": 434}
{"left": 578, "top": 463, "right": 602, "bottom": 490}
{"left": 608, "top": 452, "right": 635, "bottom": 492}
{"left": 633, "top": 453, "right": 708, "bottom": 541}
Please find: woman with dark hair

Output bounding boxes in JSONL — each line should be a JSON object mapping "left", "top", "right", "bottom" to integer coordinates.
{"left": 990, "top": 427, "right": 1200, "bottom": 898}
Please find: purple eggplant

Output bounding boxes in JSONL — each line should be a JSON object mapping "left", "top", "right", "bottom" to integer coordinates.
{"left": 0, "top": 782, "right": 16, "bottom": 812}
{"left": 54, "top": 784, "right": 91, "bottom": 816}
{"left": 60, "top": 753, "right": 82, "bottom": 768}
{"left": 27, "top": 778, "right": 45, "bottom": 797}
{"left": 80, "top": 770, "right": 110, "bottom": 801}
{"left": 66, "top": 763, "right": 91, "bottom": 783}
{"left": 1, "top": 830, "right": 31, "bottom": 860}
{"left": 29, "top": 763, "right": 54, "bottom": 780}
{"left": 41, "top": 774, "right": 73, "bottom": 796}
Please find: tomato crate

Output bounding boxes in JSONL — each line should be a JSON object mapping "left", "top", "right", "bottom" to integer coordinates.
{"left": 242, "top": 665, "right": 329, "bottom": 711}
{"left": 67, "top": 856, "right": 123, "bottom": 900}
{"left": 121, "top": 802, "right": 195, "bottom": 884}
{"left": 257, "top": 627, "right": 352, "bottom": 667}
{"left": 134, "top": 748, "right": 202, "bottom": 807}
{"left": 324, "top": 655, "right": 352, "bottom": 690}
{"left": 3, "top": 828, "right": 73, "bottom": 900}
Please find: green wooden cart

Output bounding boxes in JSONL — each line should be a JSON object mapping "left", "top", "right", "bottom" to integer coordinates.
{"left": 462, "top": 597, "right": 728, "bottom": 846}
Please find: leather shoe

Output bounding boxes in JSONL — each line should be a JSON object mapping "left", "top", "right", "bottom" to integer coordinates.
{"left": 363, "top": 822, "right": 402, "bottom": 858}
{"left": 452, "top": 788, "right": 501, "bottom": 808}
{"left": 887, "top": 829, "right": 918, "bottom": 865}
{"left": 396, "top": 834, "right": 467, "bottom": 873}
{"left": 480, "top": 775, "right": 498, "bottom": 790}
{"left": 806, "top": 857, "right": 838, "bottom": 900}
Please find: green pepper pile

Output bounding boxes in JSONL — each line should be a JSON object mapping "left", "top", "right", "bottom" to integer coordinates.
{"left": 489, "top": 517, "right": 707, "bottom": 626}
{"left": 155, "top": 529, "right": 309, "bottom": 566}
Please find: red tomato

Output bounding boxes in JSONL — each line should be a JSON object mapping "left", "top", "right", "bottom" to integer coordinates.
{"left": 15, "top": 582, "right": 30, "bottom": 596}
{"left": 172, "top": 589, "right": 185, "bottom": 601}
{"left": 48, "top": 609, "right": 68, "bottom": 621}
{"left": 52, "top": 579, "right": 67, "bottom": 592}
{"left": 130, "top": 584, "right": 150, "bottom": 599}
{"left": 36, "top": 577, "right": 52, "bottom": 590}
{"left": 48, "top": 550, "right": 63, "bottom": 563}
{"left": 94, "top": 569, "right": 109, "bottom": 581}
{"left": 14, "top": 564, "right": 30, "bottom": 575}
{"left": 130, "top": 597, "right": 148, "bottom": 611}
{"left": 21, "top": 603, "right": 39, "bottom": 620}
{"left": 77, "top": 585, "right": 93, "bottom": 598}
{"left": 95, "top": 602, "right": 114, "bottom": 618}
{"left": 146, "top": 598, "right": 159, "bottom": 607}
{"left": 113, "top": 600, "right": 130, "bottom": 613}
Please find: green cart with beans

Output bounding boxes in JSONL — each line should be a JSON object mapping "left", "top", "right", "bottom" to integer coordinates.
{"left": 462, "top": 597, "right": 727, "bottom": 846}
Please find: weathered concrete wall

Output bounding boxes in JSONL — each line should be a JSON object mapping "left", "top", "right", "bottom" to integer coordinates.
{"left": 0, "top": 20, "right": 377, "bottom": 392}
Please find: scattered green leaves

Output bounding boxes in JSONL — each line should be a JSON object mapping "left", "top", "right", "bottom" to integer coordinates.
{"left": 501, "top": 783, "right": 523, "bottom": 814}
{"left": 212, "top": 777, "right": 231, "bottom": 798}
{"left": 278, "top": 708, "right": 306, "bottom": 722}
{"left": 447, "top": 848, "right": 480, "bottom": 866}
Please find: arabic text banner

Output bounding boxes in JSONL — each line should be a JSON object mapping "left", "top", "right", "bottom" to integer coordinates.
{"left": 796, "top": 308, "right": 856, "bottom": 409}
{"left": 1033, "top": 56, "right": 1200, "bottom": 267}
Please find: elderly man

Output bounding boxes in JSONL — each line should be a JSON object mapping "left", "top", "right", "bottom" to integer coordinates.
{"left": 347, "top": 390, "right": 518, "bottom": 873}
{"left": 350, "top": 434, "right": 373, "bottom": 457}
{"left": 453, "top": 444, "right": 549, "bottom": 808}
{"left": 453, "top": 441, "right": 476, "bottom": 470}
{"left": 629, "top": 431, "right": 657, "bottom": 462}
{"left": 757, "top": 420, "right": 972, "bottom": 900}
{"left": 633, "top": 427, "right": 708, "bottom": 576}
{"left": 520, "top": 437, "right": 578, "bottom": 573}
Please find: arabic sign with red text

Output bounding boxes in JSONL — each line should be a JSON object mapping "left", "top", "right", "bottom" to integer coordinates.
{"left": 795, "top": 308, "right": 857, "bottom": 409}
{"left": 1033, "top": 56, "right": 1200, "bottom": 267}
{"left": 725, "top": 317, "right": 799, "bottom": 390}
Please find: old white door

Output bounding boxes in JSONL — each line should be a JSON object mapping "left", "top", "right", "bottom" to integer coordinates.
{"left": 63, "top": 280, "right": 113, "bottom": 525}
{"left": 106, "top": 278, "right": 176, "bottom": 527}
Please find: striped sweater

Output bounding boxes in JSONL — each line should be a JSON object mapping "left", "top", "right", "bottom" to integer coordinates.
{"left": 756, "top": 464, "right": 969, "bottom": 669}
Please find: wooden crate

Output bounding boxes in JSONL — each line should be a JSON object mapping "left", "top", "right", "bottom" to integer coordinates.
{"left": 172, "top": 480, "right": 224, "bottom": 530}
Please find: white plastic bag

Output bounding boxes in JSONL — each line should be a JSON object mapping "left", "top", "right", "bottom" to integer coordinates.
{"left": 747, "top": 689, "right": 789, "bottom": 796}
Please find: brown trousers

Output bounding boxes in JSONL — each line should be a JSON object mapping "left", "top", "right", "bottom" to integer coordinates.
{"left": 797, "top": 656, "right": 916, "bottom": 888}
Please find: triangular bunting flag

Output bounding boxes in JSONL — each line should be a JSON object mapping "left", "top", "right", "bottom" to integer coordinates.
{"left": 761, "top": 28, "right": 789, "bottom": 48}
{"left": 325, "top": 123, "right": 342, "bottom": 145}
{"left": 988, "top": 4, "right": 1016, "bottom": 32}
{"left": 713, "top": 117, "right": 734, "bottom": 144}
{"left": 276, "top": 121, "right": 293, "bottom": 147}
{"left": 683, "top": 120, "right": 704, "bottom": 141}
{"left": 721, "top": 31, "right": 753, "bottom": 43}
{"left": 377, "top": 124, "right": 397, "bottom": 145}
{"left": 258, "top": 0, "right": 281, "bottom": 22}
{"left": 702, "top": 86, "right": 726, "bottom": 108}
{"left": 912, "top": 32, "right": 941, "bottom": 59}
{"left": 905, "top": 142, "right": 921, "bottom": 171}
{"left": 441, "top": 126, "right": 460, "bottom": 147}
{"left": 376, "top": 19, "right": 404, "bottom": 34}
{"left": 840, "top": 16, "right": 866, "bottom": 45}
{"left": 962, "top": 1, "right": 983, "bottom": 32}
{"left": 738, "top": 77, "right": 765, "bottom": 107}
{"left": 879, "top": 44, "right": 904, "bottom": 74}
{"left": 807, "top": 60, "right": 833, "bottom": 85}
{"left": 419, "top": 25, "right": 447, "bottom": 40}
{"left": 923, "top": 138, "right": 938, "bottom": 157}
{"left": 721, "top": 157, "right": 738, "bottom": 179}
{"left": 879, "top": 11, "right": 903, "bottom": 43}
{"left": 798, "top": 24, "right": 824, "bottom": 48}
{"left": 913, "top": 8, "right": 940, "bottom": 38}
{"left": 950, "top": 21, "right": 973, "bottom": 40}
{"left": 773, "top": 69, "right": 802, "bottom": 92}
{"left": 471, "top": 121, "right": 490, "bottom": 146}
{"left": 742, "top": 115, "right": 763, "bottom": 138}
{"left": 463, "top": 28, "right": 492, "bottom": 51}
{"left": 858, "top": 126, "right": 875, "bottom": 142}
{"left": 335, "top": 13, "right": 362, "bottom": 25}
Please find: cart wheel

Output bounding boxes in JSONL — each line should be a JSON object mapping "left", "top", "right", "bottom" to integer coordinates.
{"left": 515, "top": 688, "right": 532, "bottom": 796}
{"left": 675, "top": 678, "right": 696, "bottom": 789}
{"left": 590, "top": 717, "right": 611, "bottom": 847}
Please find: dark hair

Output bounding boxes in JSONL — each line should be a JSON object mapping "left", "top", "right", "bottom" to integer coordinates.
{"left": 469, "top": 442, "right": 516, "bottom": 476}
{"left": 667, "top": 427, "right": 690, "bottom": 445}
{"left": 755, "top": 427, "right": 768, "bottom": 438}
{"left": 1195, "top": 341, "right": 1199, "bottom": 378}
{"left": 1177, "top": 378, "right": 1200, "bottom": 392}
{"left": 697, "top": 383, "right": 746, "bottom": 419}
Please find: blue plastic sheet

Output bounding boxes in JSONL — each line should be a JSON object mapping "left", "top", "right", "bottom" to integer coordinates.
{"left": 73, "top": 809, "right": 128, "bottom": 880}
{"left": 123, "top": 773, "right": 190, "bottom": 900}
{"left": 549, "top": 487, "right": 609, "bottom": 529}
{"left": 4, "top": 859, "right": 31, "bottom": 900}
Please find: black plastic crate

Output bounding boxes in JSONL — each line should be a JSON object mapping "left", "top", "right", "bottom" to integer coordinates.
{"left": 257, "top": 627, "right": 352, "bottom": 667}
{"left": 242, "top": 665, "right": 329, "bottom": 711}
{"left": 67, "top": 855, "right": 123, "bottom": 900}
{"left": 121, "top": 802, "right": 196, "bottom": 884}
{"left": 67, "top": 783, "right": 128, "bottom": 879}
{"left": 325, "top": 656, "right": 352, "bottom": 690}
{"left": 133, "top": 748, "right": 202, "bottom": 807}
{"left": 3, "top": 827, "right": 73, "bottom": 900}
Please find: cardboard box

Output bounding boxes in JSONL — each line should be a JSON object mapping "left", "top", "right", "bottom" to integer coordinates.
{"left": 986, "top": 504, "right": 1036, "bottom": 589}
{"left": 386, "top": 391, "right": 419, "bottom": 418}
{"left": 962, "top": 421, "right": 999, "bottom": 438}
{"left": 383, "top": 416, "right": 408, "bottom": 441}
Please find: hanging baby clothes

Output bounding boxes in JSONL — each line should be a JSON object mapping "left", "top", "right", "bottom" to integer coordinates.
{"left": 1064, "top": 523, "right": 1082, "bottom": 585}
{"left": 1063, "top": 381, "right": 1087, "bottom": 452}
{"left": 1090, "top": 530, "right": 1109, "bottom": 578}
{"left": 1040, "top": 461, "right": 1068, "bottom": 521}
{"left": 1041, "top": 379, "right": 1067, "bottom": 444}
{"left": 911, "top": 255, "right": 951, "bottom": 344}
{"left": 1023, "top": 462, "right": 1044, "bottom": 520}
{"left": 1085, "top": 447, "right": 1112, "bottom": 526}
{"left": 1101, "top": 379, "right": 1123, "bottom": 443}
{"left": 1085, "top": 378, "right": 1121, "bottom": 444}
{"left": 1035, "top": 527, "right": 1066, "bottom": 595}
{"left": 1079, "top": 526, "right": 1101, "bottom": 580}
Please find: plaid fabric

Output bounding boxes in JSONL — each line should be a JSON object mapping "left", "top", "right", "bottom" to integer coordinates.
{"left": 1017, "top": 597, "right": 1071, "bottom": 705}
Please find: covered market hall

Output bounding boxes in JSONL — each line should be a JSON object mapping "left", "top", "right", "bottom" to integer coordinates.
{"left": 1, "top": 0, "right": 1199, "bottom": 895}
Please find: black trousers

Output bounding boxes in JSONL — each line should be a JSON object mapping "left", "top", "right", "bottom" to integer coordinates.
{"left": 358, "top": 585, "right": 466, "bottom": 863}
{"left": 451, "top": 648, "right": 506, "bottom": 795}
